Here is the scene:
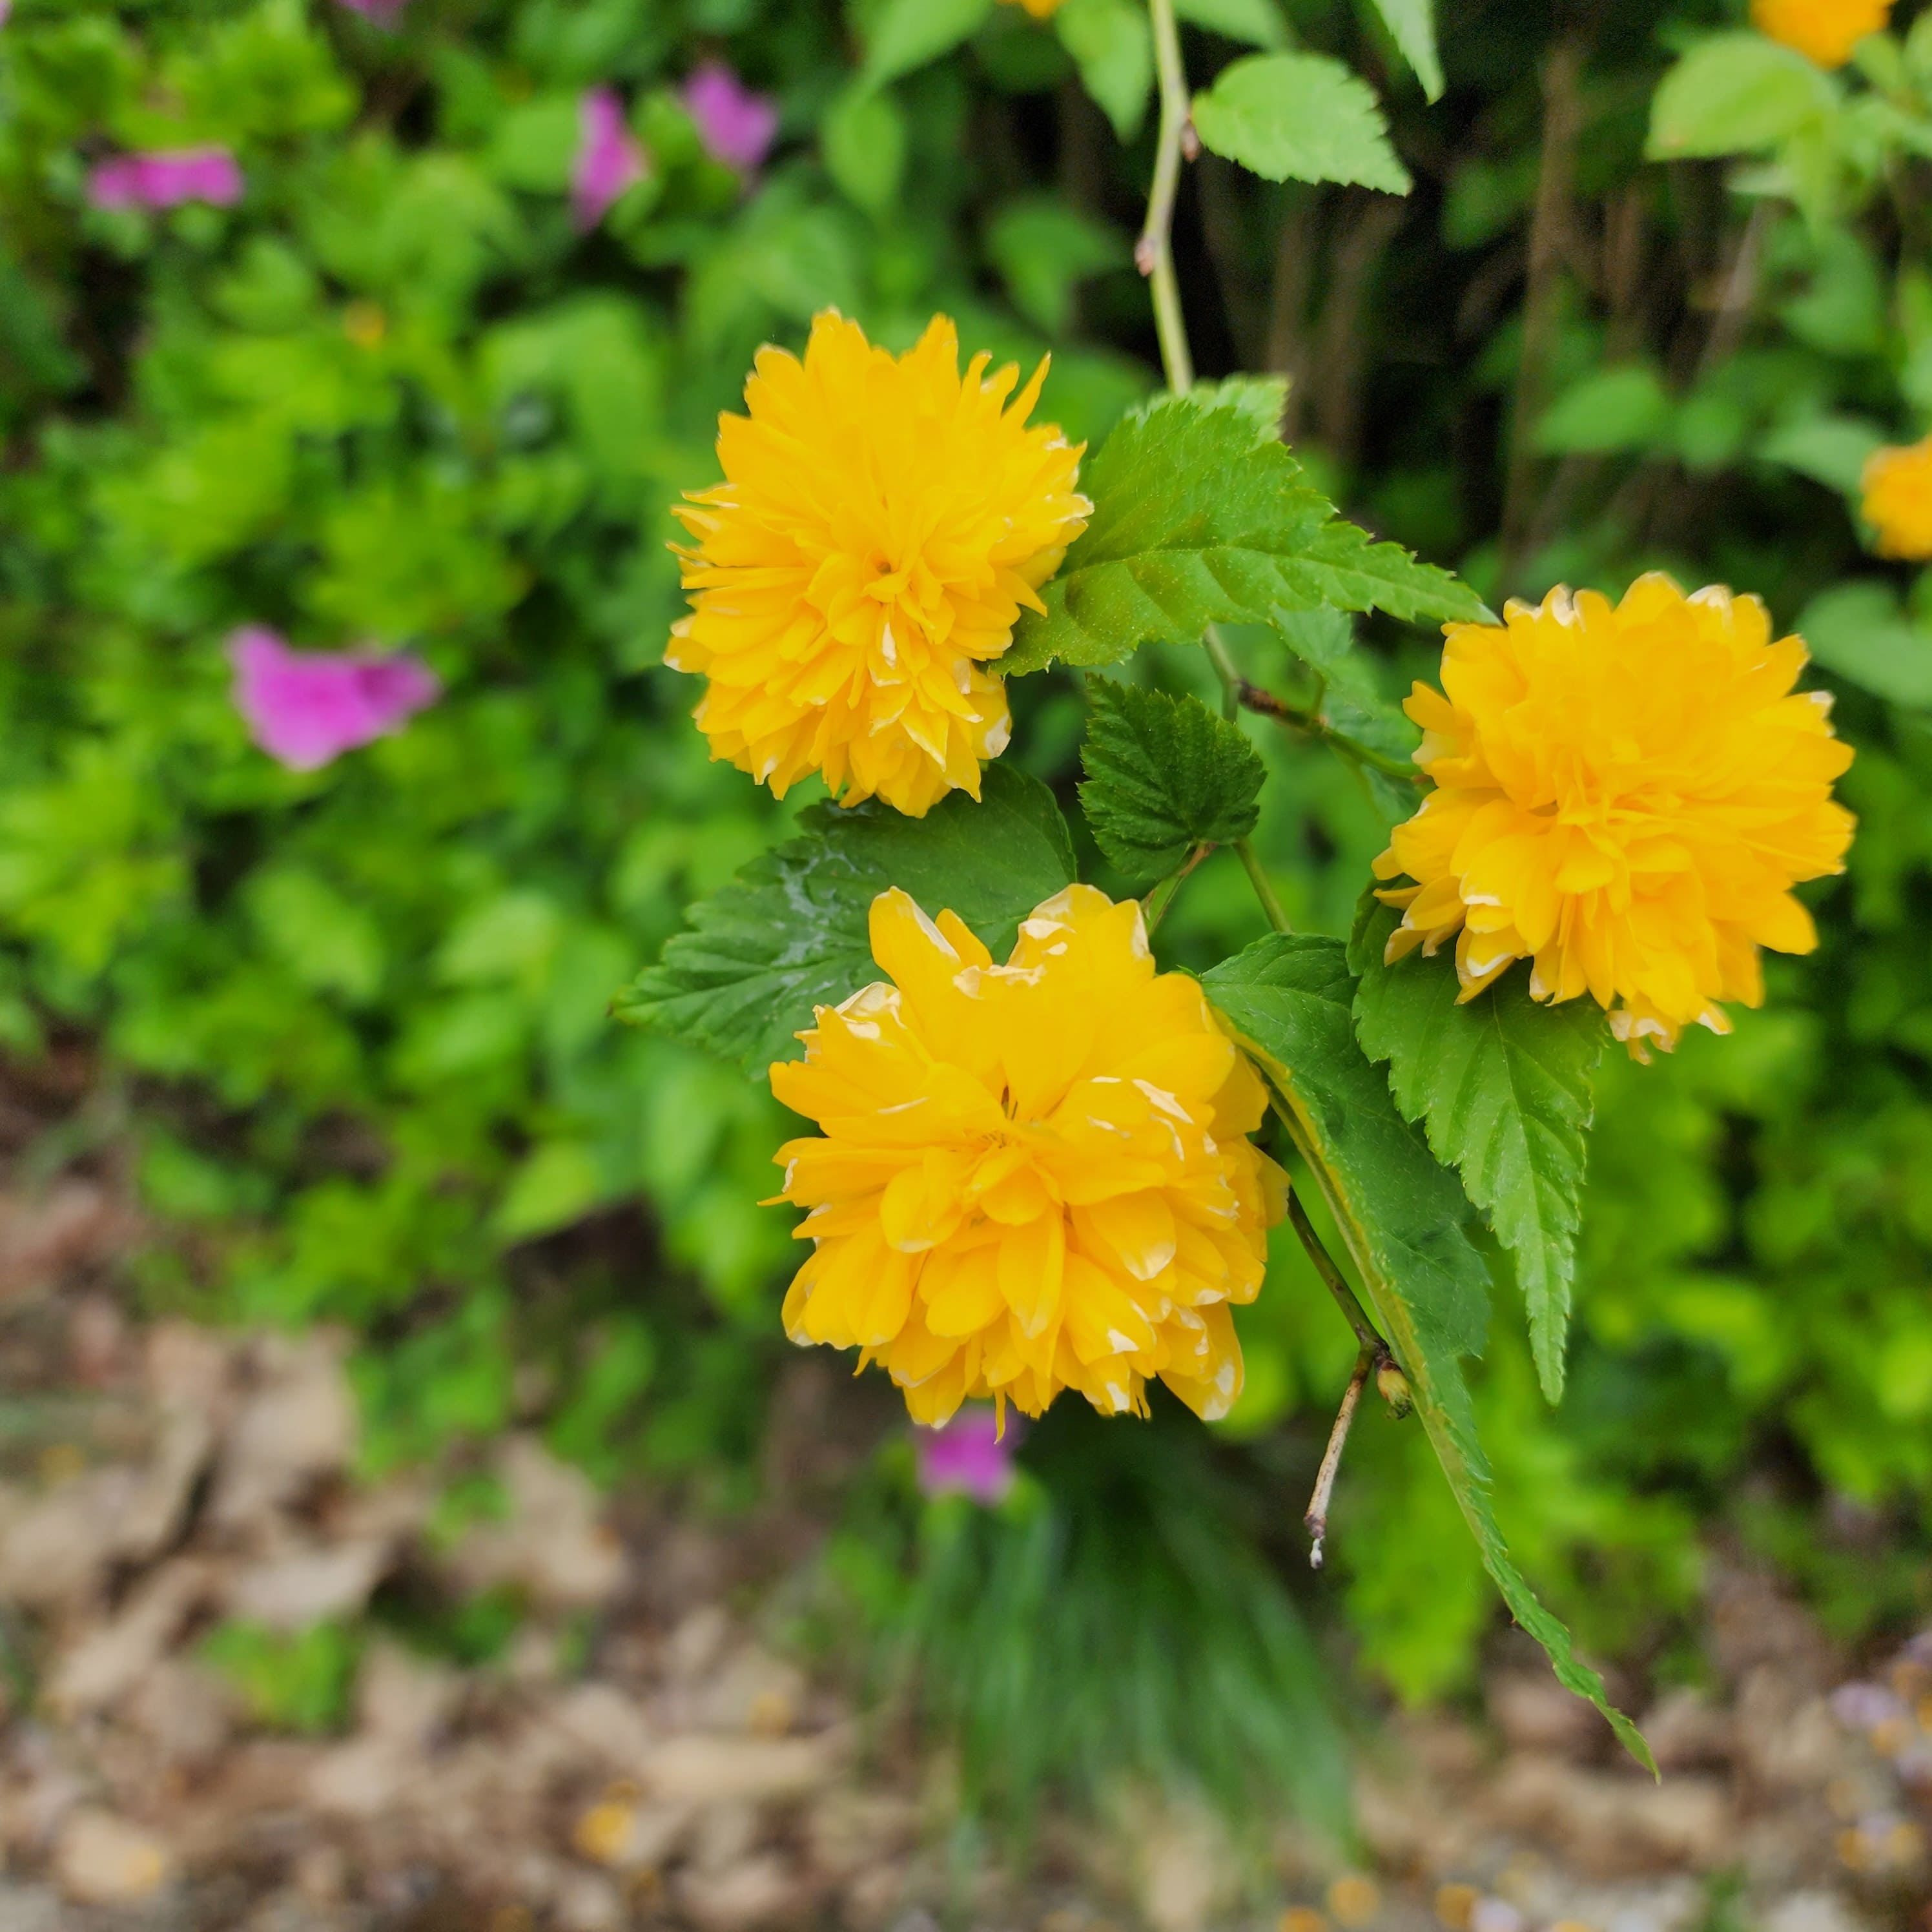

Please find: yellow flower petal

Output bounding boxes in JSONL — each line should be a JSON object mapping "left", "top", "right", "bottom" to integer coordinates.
{"left": 1862, "top": 435, "right": 1932, "bottom": 559}
{"left": 1752, "top": 0, "right": 1889, "bottom": 67}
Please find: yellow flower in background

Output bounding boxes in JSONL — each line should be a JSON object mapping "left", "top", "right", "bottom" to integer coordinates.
{"left": 1373, "top": 575, "right": 1855, "bottom": 1057}
{"left": 668, "top": 312, "right": 1089, "bottom": 818}
{"left": 1751, "top": 0, "right": 1889, "bottom": 67}
{"left": 769, "top": 885, "right": 1286, "bottom": 1426}
{"left": 1003, "top": 0, "right": 1072, "bottom": 15}
{"left": 1861, "top": 435, "right": 1932, "bottom": 558}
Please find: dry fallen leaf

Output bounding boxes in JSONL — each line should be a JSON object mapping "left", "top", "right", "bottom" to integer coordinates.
{"left": 52, "top": 1808, "right": 173, "bottom": 1906}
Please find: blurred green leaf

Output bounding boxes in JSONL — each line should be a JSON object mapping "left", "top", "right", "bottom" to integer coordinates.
{"left": 489, "top": 92, "right": 582, "bottom": 192}
{"left": 1054, "top": 0, "right": 1155, "bottom": 140}
{"left": 823, "top": 84, "right": 907, "bottom": 214}
{"left": 1535, "top": 365, "right": 1672, "bottom": 455}
{"left": 986, "top": 197, "right": 1126, "bottom": 336}
{"left": 495, "top": 1139, "right": 606, "bottom": 1242}
{"left": 1173, "top": 0, "right": 1286, "bottom": 48}
{"left": 1757, "top": 413, "right": 1885, "bottom": 493}
{"left": 201, "top": 1620, "right": 361, "bottom": 1735}
{"left": 862, "top": 0, "right": 995, "bottom": 88}
{"left": 247, "top": 867, "right": 386, "bottom": 1005}
{"left": 1798, "top": 581, "right": 1932, "bottom": 708}
{"left": 1647, "top": 34, "right": 1836, "bottom": 159}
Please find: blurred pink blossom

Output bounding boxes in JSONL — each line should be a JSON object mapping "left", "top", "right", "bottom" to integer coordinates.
{"left": 88, "top": 147, "right": 244, "bottom": 212}
{"left": 571, "top": 87, "right": 647, "bottom": 229}
{"left": 336, "top": 0, "right": 409, "bottom": 21}
{"left": 683, "top": 62, "right": 778, "bottom": 174}
{"left": 916, "top": 1407, "right": 1022, "bottom": 1506}
{"left": 229, "top": 628, "right": 439, "bottom": 772}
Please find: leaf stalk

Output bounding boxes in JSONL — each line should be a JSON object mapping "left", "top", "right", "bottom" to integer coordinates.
{"left": 1288, "top": 1189, "right": 1386, "bottom": 1362}
{"left": 1142, "top": 842, "right": 1213, "bottom": 933}
{"left": 1235, "top": 838, "right": 1290, "bottom": 934}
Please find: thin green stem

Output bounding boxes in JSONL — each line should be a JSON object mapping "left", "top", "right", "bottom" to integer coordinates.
{"left": 1139, "top": 0, "right": 1195, "bottom": 396}
{"left": 1139, "top": 0, "right": 1286, "bottom": 941}
{"left": 1142, "top": 841, "right": 1212, "bottom": 934}
{"left": 1202, "top": 623, "right": 1242, "bottom": 721}
{"left": 1235, "top": 839, "right": 1290, "bottom": 934}
{"left": 1287, "top": 1191, "right": 1386, "bottom": 1362}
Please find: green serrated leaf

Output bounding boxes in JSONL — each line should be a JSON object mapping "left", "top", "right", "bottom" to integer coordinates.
{"left": 1349, "top": 901, "right": 1608, "bottom": 1403}
{"left": 1369, "top": 0, "right": 1444, "bottom": 101}
{"left": 1191, "top": 53, "right": 1412, "bottom": 194}
{"left": 1078, "top": 680, "right": 1264, "bottom": 886}
{"left": 861, "top": 0, "right": 996, "bottom": 89}
{"left": 1194, "top": 373, "right": 1289, "bottom": 444}
{"left": 1054, "top": 0, "right": 1155, "bottom": 141}
{"left": 615, "top": 765, "right": 1076, "bottom": 1074}
{"left": 1005, "top": 388, "right": 1483, "bottom": 676}
{"left": 1202, "top": 935, "right": 1651, "bottom": 1770}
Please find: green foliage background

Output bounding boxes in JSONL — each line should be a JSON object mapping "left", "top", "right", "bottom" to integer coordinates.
{"left": 3, "top": 0, "right": 1931, "bottom": 1801}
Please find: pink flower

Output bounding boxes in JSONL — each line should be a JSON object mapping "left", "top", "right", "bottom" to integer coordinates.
{"left": 683, "top": 62, "right": 778, "bottom": 175}
{"left": 88, "top": 147, "right": 244, "bottom": 212}
{"left": 336, "top": 0, "right": 409, "bottom": 21}
{"left": 571, "top": 87, "right": 647, "bottom": 230}
{"left": 229, "top": 628, "right": 440, "bottom": 772}
{"left": 915, "top": 1407, "right": 1022, "bottom": 1506}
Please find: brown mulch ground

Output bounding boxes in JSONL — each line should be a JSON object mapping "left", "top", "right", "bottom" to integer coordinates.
{"left": 3, "top": 1057, "right": 1930, "bottom": 1932}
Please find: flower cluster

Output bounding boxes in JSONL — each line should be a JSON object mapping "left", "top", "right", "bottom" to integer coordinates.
{"left": 769, "top": 886, "right": 1285, "bottom": 1424}
{"left": 668, "top": 311, "right": 1089, "bottom": 817}
{"left": 88, "top": 148, "right": 242, "bottom": 211}
{"left": 1751, "top": 0, "right": 1891, "bottom": 67}
{"left": 1861, "top": 435, "right": 1932, "bottom": 559}
{"left": 229, "top": 629, "right": 439, "bottom": 772}
{"left": 1373, "top": 575, "right": 1855, "bottom": 1054}
{"left": 572, "top": 87, "right": 647, "bottom": 229}
{"left": 683, "top": 63, "right": 778, "bottom": 174}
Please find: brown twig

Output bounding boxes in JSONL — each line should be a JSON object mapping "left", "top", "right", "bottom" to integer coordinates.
{"left": 1234, "top": 679, "right": 1424, "bottom": 786}
{"left": 1286, "top": 1191, "right": 1415, "bottom": 1565}
{"left": 1266, "top": 190, "right": 1318, "bottom": 444}
{"left": 1305, "top": 1348, "right": 1372, "bottom": 1569}
{"left": 1309, "top": 191, "right": 1407, "bottom": 472}
{"left": 1499, "top": 39, "right": 1585, "bottom": 588}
